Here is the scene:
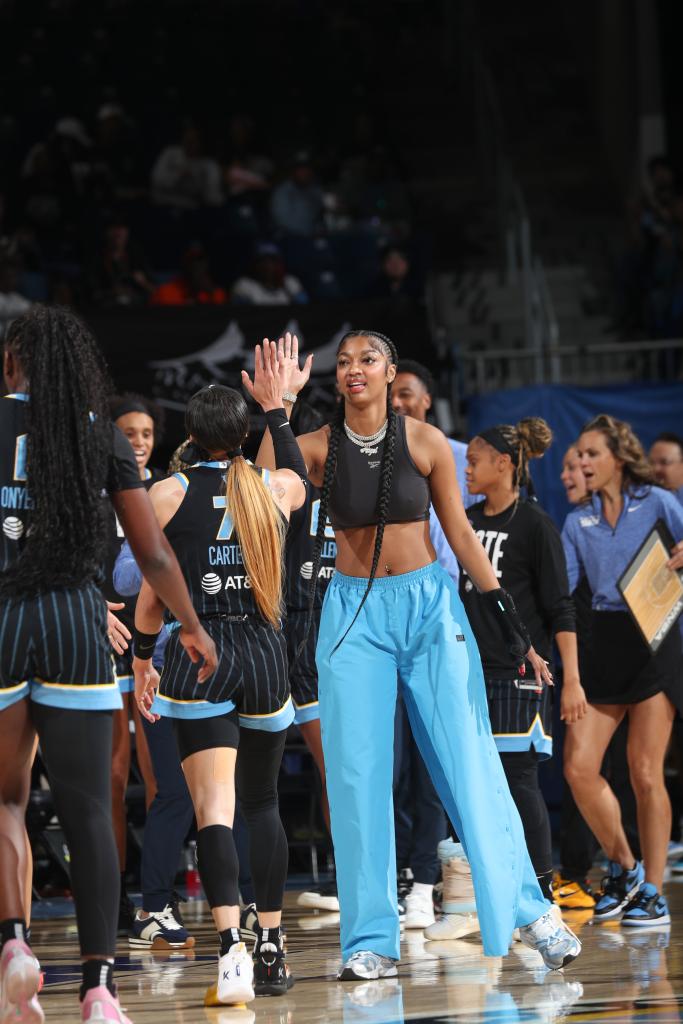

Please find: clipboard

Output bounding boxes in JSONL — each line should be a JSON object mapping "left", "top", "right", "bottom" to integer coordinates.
{"left": 617, "top": 519, "right": 683, "bottom": 652}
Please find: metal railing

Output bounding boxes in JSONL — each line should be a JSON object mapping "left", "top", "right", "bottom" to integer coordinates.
{"left": 460, "top": 338, "right": 683, "bottom": 394}
{"left": 469, "top": 59, "right": 561, "bottom": 380}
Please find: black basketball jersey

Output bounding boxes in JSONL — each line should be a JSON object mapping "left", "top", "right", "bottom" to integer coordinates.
{"left": 285, "top": 484, "right": 336, "bottom": 613}
{"left": 0, "top": 394, "right": 31, "bottom": 574}
{"left": 165, "top": 461, "right": 279, "bottom": 620}
{"left": 1, "top": 393, "right": 142, "bottom": 580}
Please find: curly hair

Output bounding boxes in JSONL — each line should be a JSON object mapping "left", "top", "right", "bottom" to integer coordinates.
{"left": 477, "top": 417, "right": 553, "bottom": 490}
{"left": 581, "top": 413, "right": 654, "bottom": 492}
{"left": 1, "top": 305, "right": 113, "bottom": 597}
{"left": 303, "top": 329, "right": 398, "bottom": 654}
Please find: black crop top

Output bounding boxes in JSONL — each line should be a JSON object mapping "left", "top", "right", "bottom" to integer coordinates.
{"left": 329, "top": 415, "right": 431, "bottom": 530}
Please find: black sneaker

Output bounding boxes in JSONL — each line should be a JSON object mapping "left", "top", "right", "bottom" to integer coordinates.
{"left": 253, "top": 942, "right": 294, "bottom": 996}
{"left": 118, "top": 890, "right": 136, "bottom": 935}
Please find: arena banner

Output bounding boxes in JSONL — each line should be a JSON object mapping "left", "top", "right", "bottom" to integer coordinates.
{"left": 468, "top": 383, "right": 683, "bottom": 527}
{"left": 86, "top": 300, "right": 429, "bottom": 457}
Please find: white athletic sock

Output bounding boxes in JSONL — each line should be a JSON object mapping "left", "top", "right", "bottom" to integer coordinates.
{"left": 411, "top": 882, "right": 433, "bottom": 899}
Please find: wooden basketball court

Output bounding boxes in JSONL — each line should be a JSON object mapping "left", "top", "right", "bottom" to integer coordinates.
{"left": 31, "top": 883, "right": 683, "bottom": 1023}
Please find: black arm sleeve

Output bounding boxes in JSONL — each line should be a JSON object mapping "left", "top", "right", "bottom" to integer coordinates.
{"left": 264, "top": 408, "right": 308, "bottom": 481}
{"left": 481, "top": 588, "right": 532, "bottom": 664}
{"left": 533, "top": 512, "right": 576, "bottom": 635}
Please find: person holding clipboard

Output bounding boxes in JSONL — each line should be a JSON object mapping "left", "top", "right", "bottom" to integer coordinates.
{"left": 562, "top": 414, "right": 683, "bottom": 928}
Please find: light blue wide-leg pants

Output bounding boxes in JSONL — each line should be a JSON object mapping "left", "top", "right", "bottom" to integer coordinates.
{"left": 317, "top": 562, "right": 548, "bottom": 962}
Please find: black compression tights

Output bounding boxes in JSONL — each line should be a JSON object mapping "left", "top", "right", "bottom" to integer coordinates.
{"left": 32, "top": 705, "right": 118, "bottom": 956}
{"left": 500, "top": 750, "right": 553, "bottom": 898}
{"left": 236, "top": 727, "right": 288, "bottom": 912}
{"left": 175, "top": 715, "right": 289, "bottom": 913}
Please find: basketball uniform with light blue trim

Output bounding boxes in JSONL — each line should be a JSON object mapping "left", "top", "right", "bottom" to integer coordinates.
{"left": 0, "top": 394, "right": 144, "bottom": 711}
{"left": 285, "top": 484, "right": 336, "bottom": 724}
{"left": 154, "top": 462, "right": 292, "bottom": 729}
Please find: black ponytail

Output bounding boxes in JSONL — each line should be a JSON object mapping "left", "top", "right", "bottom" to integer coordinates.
{"left": 299, "top": 329, "right": 398, "bottom": 658}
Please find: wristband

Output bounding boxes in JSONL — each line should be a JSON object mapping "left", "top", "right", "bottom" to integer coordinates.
{"left": 133, "top": 627, "right": 161, "bottom": 659}
{"left": 264, "top": 408, "right": 308, "bottom": 480}
{"left": 482, "top": 587, "right": 531, "bottom": 663}
{"left": 282, "top": 391, "right": 298, "bottom": 405}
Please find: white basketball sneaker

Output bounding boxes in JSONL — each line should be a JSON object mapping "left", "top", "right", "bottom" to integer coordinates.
{"left": 216, "top": 943, "right": 255, "bottom": 1004}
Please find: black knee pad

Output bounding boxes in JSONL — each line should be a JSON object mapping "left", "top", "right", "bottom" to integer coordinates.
{"left": 196, "top": 825, "right": 240, "bottom": 909}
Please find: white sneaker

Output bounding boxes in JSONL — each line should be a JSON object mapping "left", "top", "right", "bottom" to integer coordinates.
{"left": 424, "top": 911, "right": 480, "bottom": 940}
{"left": 519, "top": 911, "right": 582, "bottom": 970}
{"left": 338, "top": 951, "right": 398, "bottom": 981}
{"left": 216, "top": 943, "right": 255, "bottom": 1004}
{"left": 403, "top": 890, "right": 435, "bottom": 929}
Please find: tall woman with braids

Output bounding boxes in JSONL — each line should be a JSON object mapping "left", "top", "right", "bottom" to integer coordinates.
{"left": 251, "top": 330, "right": 581, "bottom": 980}
{"left": 0, "top": 306, "right": 216, "bottom": 1024}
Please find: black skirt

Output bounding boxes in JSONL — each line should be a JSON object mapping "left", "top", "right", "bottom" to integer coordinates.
{"left": 582, "top": 610, "right": 682, "bottom": 713}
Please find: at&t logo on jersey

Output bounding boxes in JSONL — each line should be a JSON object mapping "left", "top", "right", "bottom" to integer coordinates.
{"left": 2, "top": 516, "right": 24, "bottom": 540}
{"left": 299, "top": 560, "right": 335, "bottom": 581}
{"left": 201, "top": 573, "right": 223, "bottom": 595}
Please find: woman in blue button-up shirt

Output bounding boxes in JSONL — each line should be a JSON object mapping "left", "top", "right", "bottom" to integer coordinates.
{"left": 562, "top": 414, "right": 683, "bottom": 929}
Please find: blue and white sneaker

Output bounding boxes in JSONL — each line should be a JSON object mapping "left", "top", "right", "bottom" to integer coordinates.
{"left": 338, "top": 951, "right": 398, "bottom": 981}
{"left": 519, "top": 910, "right": 581, "bottom": 970}
{"left": 667, "top": 840, "right": 683, "bottom": 861}
{"left": 594, "top": 861, "right": 645, "bottom": 920}
{"left": 128, "top": 904, "right": 195, "bottom": 949}
{"left": 621, "top": 883, "right": 671, "bottom": 928}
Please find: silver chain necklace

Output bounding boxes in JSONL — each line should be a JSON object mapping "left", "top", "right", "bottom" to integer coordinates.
{"left": 343, "top": 418, "right": 388, "bottom": 456}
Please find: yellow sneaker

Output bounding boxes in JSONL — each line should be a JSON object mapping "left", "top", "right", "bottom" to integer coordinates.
{"left": 552, "top": 873, "right": 596, "bottom": 910}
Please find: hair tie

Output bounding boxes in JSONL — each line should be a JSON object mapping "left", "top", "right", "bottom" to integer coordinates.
{"left": 226, "top": 447, "right": 243, "bottom": 459}
{"left": 180, "top": 441, "right": 212, "bottom": 465}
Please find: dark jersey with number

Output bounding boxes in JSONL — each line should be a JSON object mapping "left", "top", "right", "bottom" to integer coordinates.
{"left": 164, "top": 461, "right": 278, "bottom": 620}
{"left": 0, "top": 392, "right": 144, "bottom": 580}
{"left": 460, "top": 498, "right": 575, "bottom": 674}
{"left": 285, "top": 483, "right": 336, "bottom": 613}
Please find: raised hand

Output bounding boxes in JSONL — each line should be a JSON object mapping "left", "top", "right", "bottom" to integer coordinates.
{"left": 241, "top": 339, "right": 286, "bottom": 412}
{"left": 277, "top": 331, "right": 313, "bottom": 396}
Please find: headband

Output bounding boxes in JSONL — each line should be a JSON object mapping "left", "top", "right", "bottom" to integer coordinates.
{"left": 477, "top": 426, "right": 518, "bottom": 463}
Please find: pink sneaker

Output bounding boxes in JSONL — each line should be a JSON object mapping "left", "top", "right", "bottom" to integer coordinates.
{"left": 80, "top": 986, "right": 132, "bottom": 1024}
{"left": 0, "top": 939, "right": 44, "bottom": 1024}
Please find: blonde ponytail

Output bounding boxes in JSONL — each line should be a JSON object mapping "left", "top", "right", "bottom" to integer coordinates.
{"left": 224, "top": 459, "right": 286, "bottom": 628}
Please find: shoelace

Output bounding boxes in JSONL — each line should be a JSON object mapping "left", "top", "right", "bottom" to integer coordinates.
{"left": 625, "top": 888, "right": 656, "bottom": 913}
{"left": 156, "top": 906, "right": 185, "bottom": 931}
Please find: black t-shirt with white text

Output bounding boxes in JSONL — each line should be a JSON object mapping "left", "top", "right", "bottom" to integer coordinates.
{"left": 460, "top": 498, "right": 575, "bottom": 674}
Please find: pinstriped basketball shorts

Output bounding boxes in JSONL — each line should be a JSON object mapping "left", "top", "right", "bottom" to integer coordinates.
{"left": 0, "top": 583, "right": 121, "bottom": 711}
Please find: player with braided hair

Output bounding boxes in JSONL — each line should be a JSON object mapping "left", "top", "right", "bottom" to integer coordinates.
{"left": 0, "top": 305, "right": 216, "bottom": 1024}
{"left": 253, "top": 330, "right": 582, "bottom": 980}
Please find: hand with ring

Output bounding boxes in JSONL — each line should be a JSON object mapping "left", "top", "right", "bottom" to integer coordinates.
{"left": 106, "top": 601, "right": 131, "bottom": 655}
{"left": 133, "top": 656, "right": 161, "bottom": 723}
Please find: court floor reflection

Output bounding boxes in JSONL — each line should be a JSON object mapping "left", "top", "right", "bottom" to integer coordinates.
{"left": 33, "top": 883, "right": 683, "bottom": 1022}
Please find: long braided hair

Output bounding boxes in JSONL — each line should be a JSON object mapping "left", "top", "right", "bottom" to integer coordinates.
{"left": 303, "top": 329, "right": 398, "bottom": 655}
{"left": 1, "top": 305, "right": 113, "bottom": 597}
